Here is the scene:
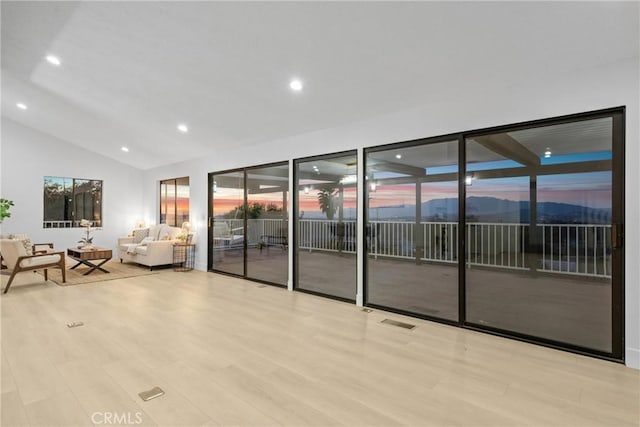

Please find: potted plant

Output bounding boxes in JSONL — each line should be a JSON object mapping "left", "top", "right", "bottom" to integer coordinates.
{"left": 0, "top": 198, "right": 14, "bottom": 223}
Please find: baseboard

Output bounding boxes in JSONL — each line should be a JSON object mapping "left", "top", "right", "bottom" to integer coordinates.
{"left": 626, "top": 347, "right": 640, "bottom": 369}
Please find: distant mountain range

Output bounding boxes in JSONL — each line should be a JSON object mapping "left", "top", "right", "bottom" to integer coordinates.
{"left": 369, "top": 196, "right": 611, "bottom": 224}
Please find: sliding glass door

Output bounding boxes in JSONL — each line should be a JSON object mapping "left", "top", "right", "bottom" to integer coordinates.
{"left": 366, "top": 139, "right": 459, "bottom": 321}
{"left": 209, "top": 162, "right": 289, "bottom": 286}
{"left": 246, "top": 163, "right": 289, "bottom": 286}
{"left": 464, "top": 113, "right": 623, "bottom": 356}
{"left": 210, "top": 171, "right": 245, "bottom": 276}
{"left": 362, "top": 108, "right": 623, "bottom": 360}
{"left": 295, "top": 152, "right": 358, "bottom": 301}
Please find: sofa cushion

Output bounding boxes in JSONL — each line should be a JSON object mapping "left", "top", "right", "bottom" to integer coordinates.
{"left": 20, "top": 254, "right": 61, "bottom": 268}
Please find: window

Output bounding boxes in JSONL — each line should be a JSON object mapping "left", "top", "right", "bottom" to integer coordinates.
{"left": 43, "top": 176, "right": 102, "bottom": 228}
{"left": 160, "top": 177, "right": 189, "bottom": 226}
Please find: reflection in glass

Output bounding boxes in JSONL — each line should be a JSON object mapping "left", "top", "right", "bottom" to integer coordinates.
{"left": 465, "top": 117, "right": 613, "bottom": 352}
{"left": 366, "top": 141, "right": 459, "bottom": 320}
{"left": 160, "top": 177, "right": 190, "bottom": 226}
{"left": 295, "top": 153, "right": 357, "bottom": 300}
{"left": 211, "top": 171, "right": 245, "bottom": 276}
{"left": 43, "top": 176, "right": 102, "bottom": 228}
{"left": 246, "top": 164, "right": 289, "bottom": 286}
{"left": 176, "top": 177, "right": 190, "bottom": 226}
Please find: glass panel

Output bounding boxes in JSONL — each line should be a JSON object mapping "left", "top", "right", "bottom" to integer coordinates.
{"left": 465, "top": 117, "right": 613, "bottom": 352}
{"left": 87, "top": 180, "right": 102, "bottom": 227}
{"left": 43, "top": 177, "right": 102, "bottom": 228}
{"left": 296, "top": 153, "right": 357, "bottom": 300}
{"left": 160, "top": 180, "right": 169, "bottom": 224}
{"left": 246, "top": 163, "right": 289, "bottom": 285}
{"left": 165, "top": 182, "right": 176, "bottom": 226}
{"left": 160, "top": 177, "right": 189, "bottom": 227}
{"left": 176, "top": 177, "right": 190, "bottom": 226}
{"left": 211, "top": 171, "right": 245, "bottom": 276}
{"left": 366, "top": 141, "right": 459, "bottom": 320}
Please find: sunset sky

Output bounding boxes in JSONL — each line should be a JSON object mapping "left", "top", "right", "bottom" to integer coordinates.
{"left": 211, "top": 156, "right": 612, "bottom": 216}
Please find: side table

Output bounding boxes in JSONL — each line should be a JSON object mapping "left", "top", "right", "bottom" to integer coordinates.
{"left": 173, "top": 243, "right": 195, "bottom": 271}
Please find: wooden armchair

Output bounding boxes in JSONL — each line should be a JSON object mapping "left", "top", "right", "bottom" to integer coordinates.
{"left": 33, "top": 242, "right": 54, "bottom": 254}
{"left": 0, "top": 239, "right": 66, "bottom": 293}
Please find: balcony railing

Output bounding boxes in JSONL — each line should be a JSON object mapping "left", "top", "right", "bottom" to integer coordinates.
{"left": 214, "top": 218, "right": 612, "bottom": 278}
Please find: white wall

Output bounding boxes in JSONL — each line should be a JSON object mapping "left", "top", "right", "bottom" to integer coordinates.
{"left": 143, "top": 57, "right": 640, "bottom": 368}
{"left": 0, "top": 118, "right": 144, "bottom": 251}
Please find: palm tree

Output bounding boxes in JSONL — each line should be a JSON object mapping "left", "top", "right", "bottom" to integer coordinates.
{"left": 317, "top": 187, "right": 338, "bottom": 220}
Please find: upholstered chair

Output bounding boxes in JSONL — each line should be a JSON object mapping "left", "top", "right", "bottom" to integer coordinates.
{"left": 0, "top": 239, "right": 66, "bottom": 293}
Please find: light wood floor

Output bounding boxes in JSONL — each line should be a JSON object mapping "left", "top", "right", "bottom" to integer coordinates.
{"left": 1, "top": 270, "right": 638, "bottom": 426}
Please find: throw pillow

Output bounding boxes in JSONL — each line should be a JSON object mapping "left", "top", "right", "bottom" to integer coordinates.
{"left": 9, "top": 234, "right": 33, "bottom": 255}
{"left": 158, "top": 227, "right": 170, "bottom": 241}
{"left": 133, "top": 228, "right": 149, "bottom": 243}
{"left": 21, "top": 238, "right": 33, "bottom": 256}
{"left": 148, "top": 224, "right": 165, "bottom": 241}
{"left": 140, "top": 236, "right": 155, "bottom": 245}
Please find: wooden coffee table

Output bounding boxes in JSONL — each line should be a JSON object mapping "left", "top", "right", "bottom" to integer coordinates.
{"left": 67, "top": 247, "right": 112, "bottom": 275}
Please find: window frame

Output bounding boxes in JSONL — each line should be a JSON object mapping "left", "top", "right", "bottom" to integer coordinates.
{"left": 43, "top": 176, "right": 103, "bottom": 228}
{"left": 159, "top": 176, "right": 190, "bottom": 227}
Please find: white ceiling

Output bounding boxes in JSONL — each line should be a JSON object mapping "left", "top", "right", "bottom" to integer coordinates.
{"left": 1, "top": 1, "right": 638, "bottom": 170}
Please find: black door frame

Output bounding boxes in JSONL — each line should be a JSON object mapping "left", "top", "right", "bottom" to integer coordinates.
{"left": 207, "top": 161, "right": 289, "bottom": 288}
{"left": 293, "top": 150, "right": 358, "bottom": 303}
{"left": 362, "top": 106, "right": 625, "bottom": 362}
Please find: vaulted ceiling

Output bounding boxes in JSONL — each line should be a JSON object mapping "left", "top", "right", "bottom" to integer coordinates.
{"left": 2, "top": 1, "right": 638, "bottom": 170}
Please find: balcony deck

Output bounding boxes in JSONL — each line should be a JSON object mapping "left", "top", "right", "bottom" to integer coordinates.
{"left": 213, "top": 246, "right": 611, "bottom": 353}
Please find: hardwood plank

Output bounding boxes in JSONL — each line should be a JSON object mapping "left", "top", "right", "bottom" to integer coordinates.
{"left": 1, "top": 270, "right": 638, "bottom": 426}
{"left": 23, "top": 391, "right": 91, "bottom": 426}
{"left": 56, "top": 360, "right": 156, "bottom": 426}
{"left": 1, "top": 390, "right": 29, "bottom": 426}
{"left": 102, "top": 359, "right": 211, "bottom": 426}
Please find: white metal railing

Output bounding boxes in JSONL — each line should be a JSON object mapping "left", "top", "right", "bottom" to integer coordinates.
{"left": 541, "top": 224, "right": 611, "bottom": 277}
{"left": 466, "top": 222, "right": 526, "bottom": 270}
{"left": 299, "top": 219, "right": 357, "bottom": 253}
{"left": 43, "top": 220, "right": 103, "bottom": 228}
{"left": 213, "top": 218, "right": 612, "bottom": 278}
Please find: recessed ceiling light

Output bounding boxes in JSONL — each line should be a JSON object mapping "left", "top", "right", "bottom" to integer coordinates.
{"left": 16, "top": 102, "right": 27, "bottom": 110}
{"left": 395, "top": 154, "right": 402, "bottom": 159}
{"left": 177, "top": 124, "right": 189, "bottom": 133}
{"left": 289, "top": 79, "right": 303, "bottom": 91}
{"left": 121, "top": 146, "right": 129, "bottom": 152}
{"left": 45, "top": 55, "right": 61, "bottom": 66}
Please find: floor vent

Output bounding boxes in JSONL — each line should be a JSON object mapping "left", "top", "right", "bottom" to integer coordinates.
{"left": 362, "top": 308, "right": 373, "bottom": 313}
{"left": 381, "top": 318, "right": 416, "bottom": 330}
{"left": 66, "top": 321, "right": 84, "bottom": 328}
{"left": 138, "top": 386, "right": 165, "bottom": 402}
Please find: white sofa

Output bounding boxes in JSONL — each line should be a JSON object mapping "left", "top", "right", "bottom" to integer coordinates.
{"left": 118, "top": 225, "right": 182, "bottom": 270}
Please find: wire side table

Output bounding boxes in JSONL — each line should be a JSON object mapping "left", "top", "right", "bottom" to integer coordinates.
{"left": 173, "top": 243, "right": 195, "bottom": 271}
